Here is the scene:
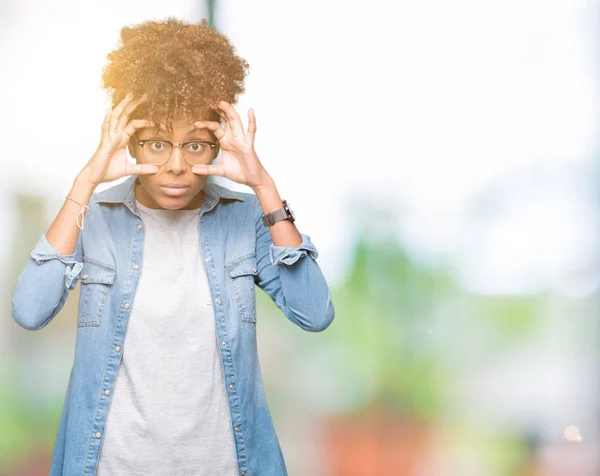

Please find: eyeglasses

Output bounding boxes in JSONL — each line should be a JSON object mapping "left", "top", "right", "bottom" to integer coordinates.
{"left": 134, "top": 134, "right": 218, "bottom": 166}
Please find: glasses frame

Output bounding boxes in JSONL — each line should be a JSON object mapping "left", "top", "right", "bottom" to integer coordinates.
{"left": 133, "top": 134, "right": 219, "bottom": 166}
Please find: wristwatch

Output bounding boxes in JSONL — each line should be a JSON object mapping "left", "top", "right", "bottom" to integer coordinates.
{"left": 262, "top": 200, "right": 296, "bottom": 227}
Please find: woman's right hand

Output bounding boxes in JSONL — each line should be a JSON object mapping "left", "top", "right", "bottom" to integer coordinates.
{"left": 78, "top": 92, "right": 158, "bottom": 186}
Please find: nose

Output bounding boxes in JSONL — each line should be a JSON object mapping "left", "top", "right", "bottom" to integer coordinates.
{"left": 166, "top": 144, "right": 186, "bottom": 174}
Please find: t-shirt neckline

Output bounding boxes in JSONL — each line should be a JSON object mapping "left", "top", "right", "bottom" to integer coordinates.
{"left": 135, "top": 199, "right": 202, "bottom": 215}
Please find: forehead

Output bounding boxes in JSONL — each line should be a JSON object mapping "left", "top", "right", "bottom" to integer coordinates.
{"left": 138, "top": 119, "right": 213, "bottom": 138}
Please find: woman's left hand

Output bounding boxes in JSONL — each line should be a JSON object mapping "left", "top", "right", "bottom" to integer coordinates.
{"left": 191, "top": 101, "right": 270, "bottom": 189}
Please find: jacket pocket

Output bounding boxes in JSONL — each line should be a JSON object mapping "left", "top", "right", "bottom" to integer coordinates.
{"left": 225, "top": 252, "right": 258, "bottom": 323}
{"left": 77, "top": 258, "right": 116, "bottom": 327}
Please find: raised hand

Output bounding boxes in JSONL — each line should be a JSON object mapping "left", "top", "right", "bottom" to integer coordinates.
{"left": 191, "top": 101, "right": 269, "bottom": 188}
{"left": 79, "top": 92, "right": 158, "bottom": 185}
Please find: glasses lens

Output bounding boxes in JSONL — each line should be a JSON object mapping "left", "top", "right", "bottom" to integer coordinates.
{"left": 183, "top": 141, "right": 215, "bottom": 164}
{"left": 142, "top": 141, "right": 172, "bottom": 163}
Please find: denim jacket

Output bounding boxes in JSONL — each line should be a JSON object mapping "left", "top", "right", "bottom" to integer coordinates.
{"left": 12, "top": 175, "right": 335, "bottom": 476}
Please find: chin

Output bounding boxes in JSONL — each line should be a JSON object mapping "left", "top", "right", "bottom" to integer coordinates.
{"left": 156, "top": 195, "right": 192, "bottom": 210}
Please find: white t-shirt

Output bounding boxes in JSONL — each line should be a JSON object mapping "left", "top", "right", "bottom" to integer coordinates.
{"left": 96, "top": 200, "right": 238, "bottom": 475}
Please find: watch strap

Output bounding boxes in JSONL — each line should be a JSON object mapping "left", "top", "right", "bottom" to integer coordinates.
{"left": 262, "top": 200, "right": 295, "bottom": 227}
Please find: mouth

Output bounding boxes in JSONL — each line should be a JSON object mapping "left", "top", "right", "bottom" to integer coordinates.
{"left": 160, "top": 184, "right": 190, "bottom": 197}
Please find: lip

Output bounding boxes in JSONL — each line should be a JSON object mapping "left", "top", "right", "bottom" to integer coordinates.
{"left": 160, "top": 184, "right": 190, "bottom": 197}
{"left": 161, "top": 183, "right": 189, "bottom": 188}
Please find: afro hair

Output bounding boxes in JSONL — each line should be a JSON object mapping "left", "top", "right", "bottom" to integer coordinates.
{"left": 101, "top": 17, "right": 249, "bottom": 127}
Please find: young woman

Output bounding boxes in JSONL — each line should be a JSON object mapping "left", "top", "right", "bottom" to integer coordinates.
{"left": 12, "top": 18, "right": 335, "bottom": 476}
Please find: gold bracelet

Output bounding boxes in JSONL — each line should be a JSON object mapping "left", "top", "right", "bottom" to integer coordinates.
{"left": 65, "top": 196, "right": 90, "bottom": 230}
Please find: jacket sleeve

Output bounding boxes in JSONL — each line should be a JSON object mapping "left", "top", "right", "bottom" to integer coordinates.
{"left": 12, "top": 232, "right": 83, "bottom": 331}
{"left": 253, "top": 195, "right": 335, "bottom": 332}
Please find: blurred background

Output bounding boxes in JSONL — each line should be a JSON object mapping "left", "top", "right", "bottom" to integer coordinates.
{"left": 1, "top": 0, "right": 599, "bottom": 474}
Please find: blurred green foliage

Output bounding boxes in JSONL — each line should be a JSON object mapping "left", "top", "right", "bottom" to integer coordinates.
{"left": 315, "top": 233, "right": 542, "bottom": 421}
{"left": 0, "top": 364, "right": 62, "bottom": 473}
{"left": 325, "top": 236, "right": 455, "bottom": 419}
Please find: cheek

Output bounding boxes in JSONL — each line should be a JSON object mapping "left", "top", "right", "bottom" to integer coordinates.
{"left": 190, "top": 175, "right": 207, "bottom": 188}
{"left": 136, "top": 175, "right": 157, "bottom": 190}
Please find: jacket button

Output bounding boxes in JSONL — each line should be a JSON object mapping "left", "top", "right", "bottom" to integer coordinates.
{"left": 234, "top": 427, "right": 240, "bottom": 432}
{"left": 104, "top": 389, "right": 110, "bottom": 396}
{"left": 205, "top": 257, "right": 211, "bottom": 262}
{"left": 137, "top": 224, "right": 142, "bottom": 230}
{"left": 124, "top": 303, "right": 130, "bottom": 309}
{"left": 221, "top": 341, "right": 226, "bottom": 347}
{"left": 95, "top": 432, "right": 101, "bottom": 438}
{"left": 241, "top": 472, "right": 246, "bottom": 476}
{"left": 133, "top": 264, "right": 139, "bottom": 269}
{"left": 252, "top": 268, "right": 257, "bottom": 273}
{"left": 229, "top": 384, "right": 235, "bottom": 391}
{"left": 82, "top": 275, "right": 88, "bottom": 280}
{"left": 215, "top": 298, "right": 221, "bottom": 304}
{"left": 115, "top": 346, "right": 120, "bottom": 352}
{"left": 36, "top": 259, "right": 42, "bottom": 265}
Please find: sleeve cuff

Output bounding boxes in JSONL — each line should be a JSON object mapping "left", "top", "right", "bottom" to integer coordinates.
{"left": 30, "top": 234, "right": 82, "bottom": 289}
{"left": 269, "top": 232, "right": 319, "bottom": 266}
{"left": 64, "top": 262, "right": 84, "bottom": 289}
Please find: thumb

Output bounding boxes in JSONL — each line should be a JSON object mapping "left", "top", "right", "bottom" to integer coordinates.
{"left": 126, "top": 163, "right": 159, "bottom": 176}
{"left": 192, "top": 163, "right": 224, "bottom": 177}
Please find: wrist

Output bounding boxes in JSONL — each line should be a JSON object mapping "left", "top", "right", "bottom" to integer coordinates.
{"left": 71, "top": 174, "right": 97, "bottom": 202}
{"left": 254, "top": 181, "right": 287, "bottom": 216}
{"left": 252, "top": 173, "right": 275, "bottom": 196}
{"left": 75, "top": 168, "right": 100, "bottom": 187}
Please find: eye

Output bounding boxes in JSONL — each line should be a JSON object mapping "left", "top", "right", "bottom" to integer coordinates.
{"left": 149, "top": 141, "right": 167, "bottom": 151}
{"left": 185, "top": 141, "right": 206, "bottom": 153}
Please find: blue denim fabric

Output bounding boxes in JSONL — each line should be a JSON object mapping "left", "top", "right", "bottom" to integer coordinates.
{"left": 12, "top": 175, "right": 335, "bottom": 476}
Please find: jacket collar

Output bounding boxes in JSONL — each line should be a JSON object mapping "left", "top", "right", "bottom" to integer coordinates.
{"left": 94, "top": 176, "right": 245, "bottom": 209}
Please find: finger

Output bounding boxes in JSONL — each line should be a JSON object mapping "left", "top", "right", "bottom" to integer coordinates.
{"left": 216, "top": 112, "right": 242, "bottom": 150}
{"left": 246, "top": 108, "right": 256, "bottom": 146}
{"left": 218, "top": 100, "right": 244, "bottom": 138}
{"left": 118, "top": 93, "right": 148, "bottom": 131}
{"left": 101, "top": 107, "right": 112, "bottom": 141}
{"left": 123, "top": 119, "right": 155, "bottom": 140}
{"left": 211, "top": 115, "right": 247, "bottom": 154}
{"left": 125, "top": 163, "right": 159, "bottom": 176}
{"left": 191, "top": 163, "right": 224, "bottom": 177}
{"left": 194, "top": 121, "right": 227, "bottom": 142}
{"left": 210, "top": 115, "right": 245, "bottom": 154}
{"left": 110, "top": 92, "right": 134, "bottom": 136}
{"left": 216, "top": 109, "right": 231, "bottom": 134}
